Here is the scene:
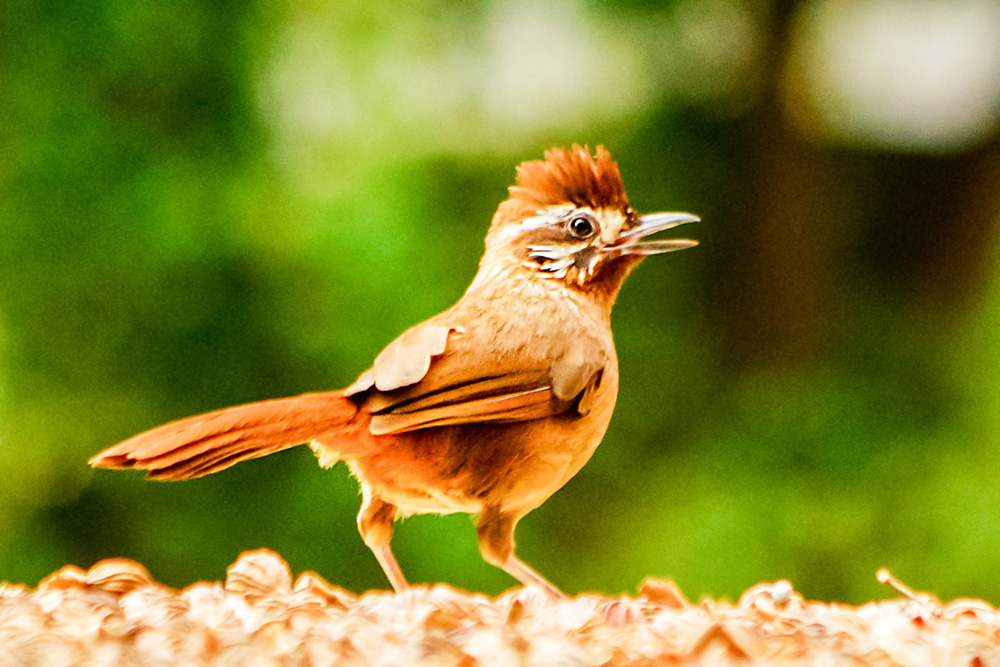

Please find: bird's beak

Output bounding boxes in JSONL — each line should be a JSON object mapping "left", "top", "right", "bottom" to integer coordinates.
{"left": 610, "top": 212, "right": 700, "bottom": 255}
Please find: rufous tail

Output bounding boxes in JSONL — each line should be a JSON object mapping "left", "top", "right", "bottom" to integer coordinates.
{"left": 89, "top": 391, "right": 363, "bottom": 481}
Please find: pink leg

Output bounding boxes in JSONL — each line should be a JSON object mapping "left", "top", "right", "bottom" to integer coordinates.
{"left": 372, "top": 544, "right": 409, "bottom": 592}
{"left": 357, "top": 486, "right": 408, "bottom": 593}
{"left": 478, "top": 506, "right": 567, "bottom": 599}
{"left": 503, "top": 555, "right": 566, "bottom": 599}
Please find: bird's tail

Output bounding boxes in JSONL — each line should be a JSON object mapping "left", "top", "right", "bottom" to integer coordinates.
{"left": 89, "top": 391, "right": 366, "bottom": 481}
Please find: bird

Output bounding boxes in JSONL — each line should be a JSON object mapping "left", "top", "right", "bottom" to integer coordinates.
{"left": 90, "top": 145, "right": 699, "bottom": 597}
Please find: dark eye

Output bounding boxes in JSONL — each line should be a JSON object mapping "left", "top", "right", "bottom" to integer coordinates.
{"left": 567, "top": 216, "right": 596, "bottom": 239}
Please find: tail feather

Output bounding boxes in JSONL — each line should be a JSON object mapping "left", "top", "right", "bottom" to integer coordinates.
{"left": 90, "top": 391, "right": 365, "bottom": 480}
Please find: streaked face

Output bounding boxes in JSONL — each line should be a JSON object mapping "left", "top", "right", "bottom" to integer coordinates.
{"left": 498, "top": 205, "right": 698, "bottom": 287}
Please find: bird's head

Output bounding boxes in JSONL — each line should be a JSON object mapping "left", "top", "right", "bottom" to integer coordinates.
{"left": 481, "top": 145, "right": 698, "bottom": 305}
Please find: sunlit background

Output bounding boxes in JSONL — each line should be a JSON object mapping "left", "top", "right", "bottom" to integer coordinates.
{"left": 3, "top": 0, "right": 1000, "bottom": 604}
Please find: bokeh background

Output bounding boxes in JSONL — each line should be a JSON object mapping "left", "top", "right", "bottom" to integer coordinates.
{"left": 3, "top": 0, "right": 1000, "bottom": 605}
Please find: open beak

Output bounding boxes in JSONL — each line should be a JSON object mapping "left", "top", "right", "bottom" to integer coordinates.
{"left": 611, "top": 212, "right": 700, "bottom": 255}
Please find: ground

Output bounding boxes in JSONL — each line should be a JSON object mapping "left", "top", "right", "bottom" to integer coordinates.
{"left": 0, "top": 549, "right": 996, "bottom": 666}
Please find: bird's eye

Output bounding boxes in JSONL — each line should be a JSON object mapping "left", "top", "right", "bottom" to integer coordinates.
{"left": 567, "top": 216, "right": 596, "bottom": 239}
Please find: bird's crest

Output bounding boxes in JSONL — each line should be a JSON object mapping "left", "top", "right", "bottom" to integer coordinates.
{"left": 492, "top": 145, "right": 631, "bottom": 231}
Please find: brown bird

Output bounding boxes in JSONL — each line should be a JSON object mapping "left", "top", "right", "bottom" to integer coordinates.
{"left": 90, "top": 145, "right": 698, "bottom": 596}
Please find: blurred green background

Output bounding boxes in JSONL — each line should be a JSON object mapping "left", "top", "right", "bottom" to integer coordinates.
{"left": 3, "top": 0, "right": 1000, "bottom": 605}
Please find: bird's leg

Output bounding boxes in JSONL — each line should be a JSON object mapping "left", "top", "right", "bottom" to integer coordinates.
{"left": 477, "top": 505, "right": 566, "bottom": 598}
{"left": 357, "top": 484, "right": 407, "bottom": 592}
{"left": 371, "top": 544, "right": 407, "bottom": 593}
{"left": 501, "top": 554, "right": 564, "bottom": 599}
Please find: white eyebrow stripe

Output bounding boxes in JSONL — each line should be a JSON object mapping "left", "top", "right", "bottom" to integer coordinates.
{"left": 498, "top": 217, "right": 550, "bottom": 238}
{"left": 518, "top": 215, "right": 555, "bottom": 231}
{"left": 498, "top": 205, "right": 575, "bottom": 239}
{"left": 522, "top": 205, "right": 574, "bottom": 229}
{"left": 542, "top": 205, "right": 575, "bottom": 219}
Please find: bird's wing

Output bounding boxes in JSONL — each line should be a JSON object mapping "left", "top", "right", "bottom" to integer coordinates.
{"left": 344, "top": 323, "right": 606, "bottom": 436}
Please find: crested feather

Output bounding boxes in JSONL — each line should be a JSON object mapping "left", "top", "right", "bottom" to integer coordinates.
{"left": 491, "top": 144, "right": 631, "bottom": 233}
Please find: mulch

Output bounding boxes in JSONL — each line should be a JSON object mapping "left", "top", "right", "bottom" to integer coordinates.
{"left": 1, "top": 549, "right": 995, "bottom": 666}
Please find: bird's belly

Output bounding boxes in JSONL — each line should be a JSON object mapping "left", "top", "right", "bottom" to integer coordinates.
{"left": 346, "top": 444, "right": 486, "bottom": 517}
{"left": 347, "top": 394, "right": 615, "bottom": 517}
{"left": 374, "top": 482, "right": 484, "bottom": 516}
